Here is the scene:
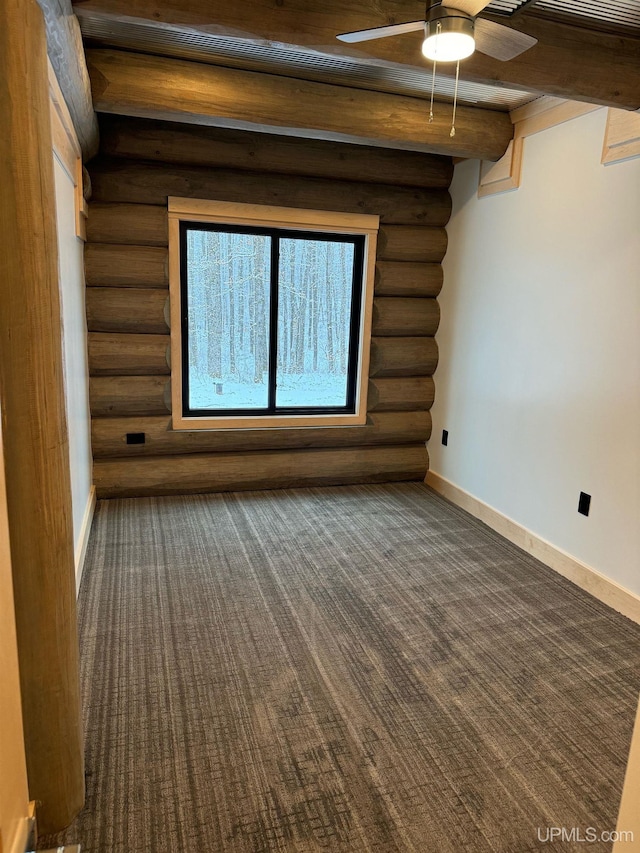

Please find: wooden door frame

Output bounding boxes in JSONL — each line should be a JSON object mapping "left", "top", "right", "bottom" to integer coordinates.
{"left": 0, "top": 0, "right": 84, "bottom": 834}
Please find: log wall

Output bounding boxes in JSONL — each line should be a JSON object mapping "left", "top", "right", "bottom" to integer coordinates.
{"left": 87, "top": 116, "right": 451, "bottom": 498}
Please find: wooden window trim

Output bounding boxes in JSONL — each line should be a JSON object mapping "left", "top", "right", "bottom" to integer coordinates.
{"left": 168, "top": 198, "right": 378, "bottom": 431}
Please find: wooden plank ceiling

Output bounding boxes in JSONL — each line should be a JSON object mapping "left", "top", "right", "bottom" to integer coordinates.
{"left": 72, "top": 0, "right": 640, "bottom": 159}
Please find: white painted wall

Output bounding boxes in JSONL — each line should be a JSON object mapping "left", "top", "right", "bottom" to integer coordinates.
{"left": 430, "top": 108, "right": 640, "bottom": 597}
{"left": 53, "top": 155, "right": 93, "bottom": 585}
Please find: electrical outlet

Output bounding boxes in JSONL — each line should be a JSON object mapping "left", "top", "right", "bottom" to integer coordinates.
{"left": 442, "top": 429, "right": 449, "bottom": 446}
{"left": 126, "top": 432, "right": 146, "bottom": 445}
{"left": 578, "top": 492, "right": 591, "bottom": 516}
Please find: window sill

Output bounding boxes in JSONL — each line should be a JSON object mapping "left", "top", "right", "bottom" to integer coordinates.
{"left": 171, "top": 412, "right": 368, "bottom": 431}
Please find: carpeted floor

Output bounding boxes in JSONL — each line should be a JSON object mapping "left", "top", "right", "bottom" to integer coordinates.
{"left": 42, "top": 483, "right": 640, "bottom": 853}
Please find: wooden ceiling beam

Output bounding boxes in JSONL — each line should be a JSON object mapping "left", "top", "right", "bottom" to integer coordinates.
{"left": 73, "top": 0, "right": 424, "bottom": 45}
{"left": 86, "top": 48, "right": 514, "bottom": 161}
{"left": 72, "top": 0, "right": 640, "bottom": 110}
{"left": 460, "top": 12, "right": 640, "bottom": 111}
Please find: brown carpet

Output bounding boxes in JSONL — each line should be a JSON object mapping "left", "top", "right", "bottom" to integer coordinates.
{"left": 42, "top": 483, "right": 640, "bottom": 852}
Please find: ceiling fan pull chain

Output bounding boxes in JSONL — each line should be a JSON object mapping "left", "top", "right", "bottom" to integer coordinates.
{"left": 428, "top": 20, "right": 441, "bottom": 123}
{"left": 450, "top": 59, "right": 460, "bottom": 138}
{"left": 429, "top": 56, "right": 437, "bottom": 123}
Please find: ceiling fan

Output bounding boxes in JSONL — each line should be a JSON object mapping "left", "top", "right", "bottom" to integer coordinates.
{"left": 337, "top": 0, "right": 538, "bottom": 64}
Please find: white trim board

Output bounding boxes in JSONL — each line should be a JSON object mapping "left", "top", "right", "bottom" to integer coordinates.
{"left": 75, "top": 485, "right": 96, "bottom": 596}
{"left": 426, "top": 471, "right": 640, "bottom": 625}
{"left": 478, "top": 100, "right": 603, "bottom": 198}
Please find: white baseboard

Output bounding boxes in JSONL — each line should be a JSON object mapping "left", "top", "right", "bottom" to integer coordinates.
{"left": 426, "top": 471, "right": 640, "bottom": 625}
{"left": 74, "top": 485, "right": 96, "bottom": 596}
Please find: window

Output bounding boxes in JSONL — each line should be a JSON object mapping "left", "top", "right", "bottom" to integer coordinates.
{"left": 168, "top": 199, "right": 378, "bottom": 430}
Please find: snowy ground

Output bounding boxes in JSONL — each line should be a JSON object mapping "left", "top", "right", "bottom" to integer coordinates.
{"left": 189, "top": 371, "right": 348, "bottom": 410}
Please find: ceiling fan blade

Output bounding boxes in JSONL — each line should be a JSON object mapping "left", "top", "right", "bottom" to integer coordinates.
{"left": 441, "top": 0, "right": 492, "bottom": 16}
{"left": 336, "top": 21, "right": 424, "bottom": 44}
{"left": 474, "top": 18, "right": 538, "bottom": 60}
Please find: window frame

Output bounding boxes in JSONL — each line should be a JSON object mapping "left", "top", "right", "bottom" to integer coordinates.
{"left": 168, "top": 198, "right": 379, "bottom": 431}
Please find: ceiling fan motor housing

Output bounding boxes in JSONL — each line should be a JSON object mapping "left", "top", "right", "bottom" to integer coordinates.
{"left": 425, "top": 5, "right": 475, "bottom": 58}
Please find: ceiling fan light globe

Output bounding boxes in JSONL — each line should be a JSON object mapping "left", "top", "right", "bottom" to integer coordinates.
{"left": 422, "top": 30, "right": 475, "bottom": 62}
{"left": 422, "top": 11, "right": 476, "bottom": 62}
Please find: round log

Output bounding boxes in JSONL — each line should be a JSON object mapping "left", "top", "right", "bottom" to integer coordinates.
{"left": 89, "top": 375, "right": 172, "bottom": 417}
{"left": 93, "top": 444, "right": 429, "bottom": 498}
{"left": 87, "top": 48, "right": 512, "bottom": 161}
{"left": 368, "top": 377, "right": 435, "bottom": 411}
{"left": 89, "top": 159, "right": 453, "bottom": 226}
{"left": 91, "top": 411, "right": 432, "bottom": 457}
{"left": 86, "top": 287, "right": 170, "bottom": 334}
{"left": 85, "top": 243, "right": 168, "bottom": 287}
{"left": 88, "top": 332, "right": 171, "bottom": 375}
{"left": 377, "top": 225, "right": 448, "bottom": 263}
{"left": 369, "top": 337, "right": 439, "bottom": 377}
{"left": 375, "top": 262, "right": 443, "bottom": 298}
{"left": 99, "top": 115, "right": 454, "bottom": 188}
{"left": 372, "top": 298, "right": 440, "bottom": 337}
{"left": 87, "top": 202, "right": 167, "bottom": 246}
